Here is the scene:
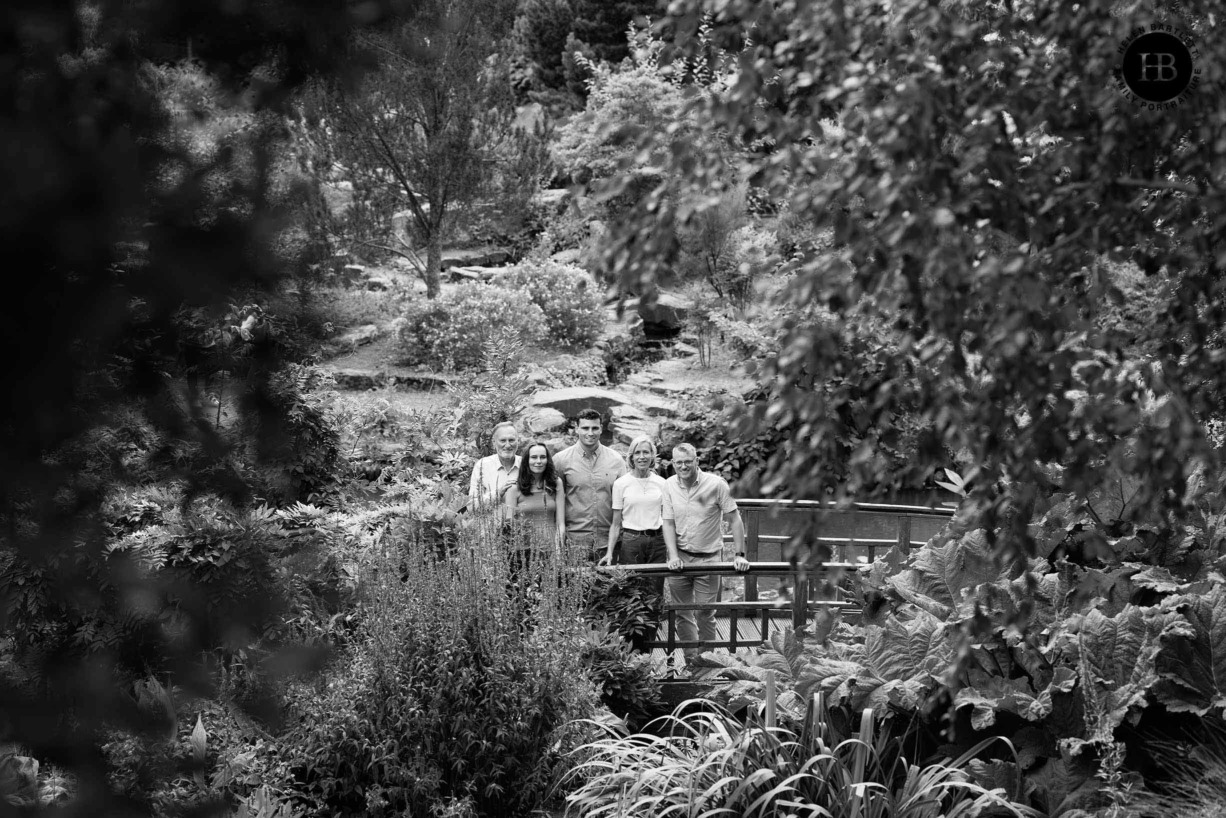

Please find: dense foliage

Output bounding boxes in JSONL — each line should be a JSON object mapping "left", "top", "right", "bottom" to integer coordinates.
{"left": 10, "top": 0, "right": 1226, "bottom": 814}
{"left": 392, "top": 282, "right": 547, "bottom": 370}
{"left": 493, "top": 260, "right": 605, "bottom": 348}
{"left": 511, "top": 0, "right": 660, "bottom": 103}
{"left": 0, "top": 2, "right": 374, "bottom": 809}
{"left": 703, "top": 480, "right": 1226, "bottom": 815}
{"left": 284, "top": 516, "right": 598, "bottom": 817}
{"left": 605, "top": 0, "right": 1226, "bottom": 563}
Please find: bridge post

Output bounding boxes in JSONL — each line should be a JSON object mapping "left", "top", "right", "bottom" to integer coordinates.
{"left": 896, "top": 515, "right": 912, "bottom": 555}
{"left": 792, "top": 573, "right": 809, "bottom": 632}
{"left": 745, "top": 510, "right": 760, "bottom": 603}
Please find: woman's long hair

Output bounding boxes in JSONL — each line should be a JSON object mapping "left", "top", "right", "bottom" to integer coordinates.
{"left": 516, "top": 441, "right": 560, "bottom": 496}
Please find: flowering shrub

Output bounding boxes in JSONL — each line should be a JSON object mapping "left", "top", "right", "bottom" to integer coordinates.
{"left": 283, "top": 517, "right": 599, "bottom": 818}
{"left": 494, "top": 260, "right": 604, "bottom": 348}
{"left": 392, "top": 282, "right": 545, "bottom": 370}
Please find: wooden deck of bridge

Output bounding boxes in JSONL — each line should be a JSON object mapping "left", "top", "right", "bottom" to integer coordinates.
{"left": 646, "top": 611, "right": 789, "bottom": 670}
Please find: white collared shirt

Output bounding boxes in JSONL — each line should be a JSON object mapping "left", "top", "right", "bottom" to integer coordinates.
{"left": 468, "top": 454, "right": 520, "bottom": 508}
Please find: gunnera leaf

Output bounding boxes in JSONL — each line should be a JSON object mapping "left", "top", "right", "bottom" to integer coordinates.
{"left": 865, "top": 609, "right": 953, "bottom": 682}
{"left": 1125, "top": 564, "right": 1186, "bottom": 595}
{"left": 1072, "top": 605, "right": 1181, "bottom": 747}
{"left": 955, "top": 666, "right": 1077, "bottom": 731}
{"left": 887, "top": 529, "right": 1003, "bottom": 619}
{"left": 1155, "top": 584, "right": 1226, "bottom": 716}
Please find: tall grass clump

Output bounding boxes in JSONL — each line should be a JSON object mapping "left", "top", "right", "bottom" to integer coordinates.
{"left": 284, "top": 509, "right": 600, "bottom": 818}
{"left": 563, "top": 692, "right": 1039, "bottom": 818}
{"left": 1130, "top": 730, "right": 1226, "bottom": 818}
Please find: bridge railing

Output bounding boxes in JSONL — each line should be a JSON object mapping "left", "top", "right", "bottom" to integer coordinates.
{"left": 598, "top": 498, "right": 955, "bottom": 657}
{"left": 733, "top": 498, "right": 954, "bottom": 602}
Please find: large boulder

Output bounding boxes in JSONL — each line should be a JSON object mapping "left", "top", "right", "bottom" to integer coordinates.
{"left": 521, "top": 407, "right": 568, "bottom": 435}
{"left": 334, "top": 324, "right": 382, "bottom": 349}
{"left": 441, "top": 246, "right": 510, "bottom": 269}
{"left": 609, "top": 404, "right": 660, "bottom": 445}
{"left": 529, "top": 386, "right": 678, "bottom": 446}
{"left": 449, "top": 265, "right": 502, "bottom": 283}
{"left": 531, "top": 386, "right": 634, "bottom": 420}
{"left": 617, "top": 388, "right": 677, "bottom": 418}
{"left": 532, "top": 187, "right": 570, "bottom": 214}
{"left": 635, "top": 291, "right": 691, "bottom": 338}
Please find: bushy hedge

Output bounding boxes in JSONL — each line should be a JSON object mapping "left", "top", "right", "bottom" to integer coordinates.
{"left": 392, "top": 283, "right": 545, "bottom": 370}
{"left": 494, "top": 260, "right": 604, "bottom": 348}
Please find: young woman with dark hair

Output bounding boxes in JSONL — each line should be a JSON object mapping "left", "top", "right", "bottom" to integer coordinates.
{"left": 502, "top": 441, "right": 566, "bottom": 548}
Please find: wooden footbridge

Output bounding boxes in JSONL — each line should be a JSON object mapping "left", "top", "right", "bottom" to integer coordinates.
{"left": 597, "top": 499, "right": 955, "bottom": 666}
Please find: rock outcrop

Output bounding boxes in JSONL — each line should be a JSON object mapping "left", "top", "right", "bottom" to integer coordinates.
{"left": 521, "top": 406, "right": 568, "bottom": 435}
{"left": 529, "top": 386, "right": 677, "bottom": 446}
{"left": 441, "top": 247, "right": 510, "bottom": 269}
{"left": 448, "top": 265, "right": 504, "bottom": 283}
{"left": 333, "top": 324, "right": 382, "bottom": 349}
{"left": 531, "top": 386, "right": 633, "bottom": 419}
{"left": 634, "top": 291, "right": 691, "bottom": 338}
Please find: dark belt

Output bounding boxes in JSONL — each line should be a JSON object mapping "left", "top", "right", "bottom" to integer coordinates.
{"left": 623, "top": 527, "right": 661, "bottom": 536}
{"left": 678, "top": 548, "right": 718, "bottom": 557}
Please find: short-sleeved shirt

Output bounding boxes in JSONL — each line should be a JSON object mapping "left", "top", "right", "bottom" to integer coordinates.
{"left": 663, "top": 469, "right": 738, "bottom": 554}
{"left": 612, "top": 472, "right": 672, "bottom": 531}
{"left": 553, "top": 443, "right": 627, "bottom": 541}
{"left": 468, "top": 454, "right": 520, "bottom": 508}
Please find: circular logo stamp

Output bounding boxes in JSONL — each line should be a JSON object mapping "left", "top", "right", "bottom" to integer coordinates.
{"left": 1114, "top": 24, "right": 1201, "bottom": 108}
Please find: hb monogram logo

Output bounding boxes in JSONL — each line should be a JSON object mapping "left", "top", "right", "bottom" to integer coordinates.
{"left": 1138, "top": 52, "right": 1178, "bottom": 81}
{"left": 1115, "top": 27, "right": 1200, "bottom": 107}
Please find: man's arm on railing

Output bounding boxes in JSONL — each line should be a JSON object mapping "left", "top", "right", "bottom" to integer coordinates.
{"left": 663, "top": 519, "right": 682, "bottom": 570}
{"left": 725, "top": 509, "right": 749, "bottom": 572}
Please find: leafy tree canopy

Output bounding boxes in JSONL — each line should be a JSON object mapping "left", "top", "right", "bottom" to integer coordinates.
{"left": 604, "top": 0, "right": 1226, "bottom": 564}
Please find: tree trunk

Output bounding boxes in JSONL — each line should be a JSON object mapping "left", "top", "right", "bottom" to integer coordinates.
{"left": 425, "top": 233, "right": 442, "bottom": 299}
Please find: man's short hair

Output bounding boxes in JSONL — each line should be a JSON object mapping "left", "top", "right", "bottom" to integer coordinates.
{"left": 575, "top": 408, "right": 603, "bottom": 424}
{"left": 491, "top": 421, "right": 518, "bottom": 438}
{"left": 671, "top": 443, "right": 698, "bottom": 460}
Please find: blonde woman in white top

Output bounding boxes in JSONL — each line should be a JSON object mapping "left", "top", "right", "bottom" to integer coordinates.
{"left": 601, "top": 437, "right": 682, "bottom": 636}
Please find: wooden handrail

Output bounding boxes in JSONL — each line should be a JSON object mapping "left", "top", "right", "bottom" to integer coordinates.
{"left": 595, "top": 498, "right": 955, "bottom": 664}
{"left": 598, "top": 562, "right": 859, "bottom": 575}
{"left": 733, "top": 498, "right": 956, "bottom": 516}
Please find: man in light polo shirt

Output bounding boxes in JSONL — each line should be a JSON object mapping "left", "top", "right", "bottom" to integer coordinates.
{"left": 467, "top": 421, "right": 521, "bottom": 510}
{"left": 663, "top": 443, "right": 750, "bottom": 667}
{"left": 553, "top": 408, "right": 627, "bottom": 560}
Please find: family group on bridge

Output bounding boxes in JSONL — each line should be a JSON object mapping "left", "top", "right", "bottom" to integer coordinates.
{"left": 467, "top": 408, "right": 750, "bottom": 669}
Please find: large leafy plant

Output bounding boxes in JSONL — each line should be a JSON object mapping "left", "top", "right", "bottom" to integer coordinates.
{"left": 710, "top": 494, "right": 1226, "bottom": 815}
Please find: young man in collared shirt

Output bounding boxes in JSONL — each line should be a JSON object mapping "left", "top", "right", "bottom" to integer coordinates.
{"left": 662, "top": 443, "right": 750, "bottom": 668}
{"left": 467, "top": 421, "right": 521, "bottom": 510}
{"left": 553, "top": 408, "right": 627, "bottom": 561}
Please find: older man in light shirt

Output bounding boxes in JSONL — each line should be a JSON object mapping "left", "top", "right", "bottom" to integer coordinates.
{"left": 467, "top": 421, "right": 520, "bottom": 509}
